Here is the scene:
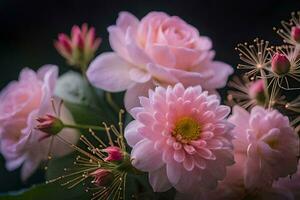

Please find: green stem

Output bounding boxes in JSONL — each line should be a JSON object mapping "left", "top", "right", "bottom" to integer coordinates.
{"left": 80, "top": 64, "right": 116, "bottom": 123}
{"left": 63, "top": 123, "right": 105, "bottom": 131}
{"left": 105, "top": 92, "right": 120, "bottom": 113}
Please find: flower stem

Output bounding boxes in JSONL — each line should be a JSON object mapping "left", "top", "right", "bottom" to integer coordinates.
{"left": 63, "top": 123, "right": 105, "bottom": 131}
{"left": 105, "top": 92, "right": 120, "bottom": 113}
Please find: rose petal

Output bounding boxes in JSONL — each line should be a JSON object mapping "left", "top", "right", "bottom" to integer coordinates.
{"left": 87, "top": 52, "right": 135, "bottom": 92}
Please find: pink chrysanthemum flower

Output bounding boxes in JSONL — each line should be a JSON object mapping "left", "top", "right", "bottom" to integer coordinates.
{"left": 228, "top": 106, "right": 299, "bottom": 190}
{"left": 124, "top": 83, "right": 234, "bottom": 196}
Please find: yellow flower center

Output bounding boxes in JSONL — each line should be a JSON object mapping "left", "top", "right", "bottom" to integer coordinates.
{"left": 173, "top": 117, "right": 201, "bottom": 141}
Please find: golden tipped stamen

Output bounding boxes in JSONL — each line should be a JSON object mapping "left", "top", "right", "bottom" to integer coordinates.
{"left": 47, "top": 109, "right": 129, "bottom": 200}
{"left": 103, "top": 122, "right": 114, "bottom": 147}
{"left": 276, "top": 12, "right": 300, "bottom": 45}
{"left": 88, "top": 129, "right": 107, "bottom": 148}
{"left": 269, "top": 46, "right": 300, "bottom": 90}
{"left": 227, "top": 77, "right": 259, "bottom": 109}
{"left": 236, "top": 39, "right": 271, "bottom": 78}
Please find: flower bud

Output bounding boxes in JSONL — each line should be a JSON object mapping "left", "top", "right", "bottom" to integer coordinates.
{"left": 36, "top": 115, "right": 64, "bottom": 136}
{"left": 271, "top": 52, "right": 290, "bottom": 75}
{"left": 54, "top": 23, "right": 101, "bottom": 70}
{"left": 291, "top": 26, "right": 300, "bottom": 43}
{"left": 103, "top": 146, "right": 123, "bottom": 162}
{"left": 90, "top": 169, "right": 113, "bottom": 186}
{"left": 249, "top": 80, "right": 266, "bottom": 105}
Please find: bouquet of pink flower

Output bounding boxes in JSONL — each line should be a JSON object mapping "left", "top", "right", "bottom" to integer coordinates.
{"left": 0, "top": 11, "right": 299, "bottom": 200}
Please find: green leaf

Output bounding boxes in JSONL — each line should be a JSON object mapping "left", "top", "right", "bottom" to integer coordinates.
{"left": 0, "top": 182, "right": 91, "bottom": 200}
{"left": 55, "top": 71, "right": 97, "bottom": 106}
{"left": 55, "top": 70, "right": 117, "bottom": 124}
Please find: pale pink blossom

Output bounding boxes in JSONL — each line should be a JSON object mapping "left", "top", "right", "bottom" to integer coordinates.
{"left": 0, "top": 66, "right": 78, "bottom": 181}
{"left": 87, "top": 11, "right": 233, "bottom": 111}
{"left": 228, "top": 106, "right": 299, "bottom": 190}
{"left": 205, "top": 153, "right": 295, "bottom": 200}
{"left": 124, "top": 83, "right": 234, "bottom": 196}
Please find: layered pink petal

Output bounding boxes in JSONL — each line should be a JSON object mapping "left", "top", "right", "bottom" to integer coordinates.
{"left": 87, "top": 52, "right": 135, "bottom": 92}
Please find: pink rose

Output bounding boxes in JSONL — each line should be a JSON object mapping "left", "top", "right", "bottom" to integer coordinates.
{"left": 0, "top": 65, "right": 78, "bottom": 181}
{"left": 87, "top": 11, "right": 233, "bottom": 111}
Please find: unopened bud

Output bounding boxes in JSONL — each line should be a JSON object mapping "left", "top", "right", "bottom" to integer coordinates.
{"left": 249, "top": 80, "right": 266, "bottom": 105}
{"left": 36, "top": 115, "right": 64, "bottom": 136}
{"left": 271, "top": 52, "right": 290, "bottom": 75}
{"left": 54, "top": 23, "right": 101, "bottom": 70}
{"left": 291, "top": 26, "right": 300, "bottom": 43}
{"left": 90, "top": 169, "right": 113, "bottom": 186}
{"left": 103, "top": 146, "right": 123, "bottom": 162}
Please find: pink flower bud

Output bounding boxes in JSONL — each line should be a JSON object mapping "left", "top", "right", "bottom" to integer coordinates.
{"left": 291, "top": 26, "right": 300, "bottom": 43}
{"left": 54, "top": 23, "right": 101, "bottom": 69}
{"left": 54, "top": 34, "right": 72, "bottom": 56}
{"left": 271, "top": 52, "right": 290, "bottom": 75}
{"left": 90, "top": 169, "right": 113, "bottom": 186}
{"left": 72, "top": 26, "right": 84, "bottom": 50}
{"left": 36, "top": 114, "right": 64, "bottom": 136}
{"left": 249, "top": 79, "right": 266, "bottom": 105}
{"left": 103, "top": 146, "right": 123, "bottom": 162}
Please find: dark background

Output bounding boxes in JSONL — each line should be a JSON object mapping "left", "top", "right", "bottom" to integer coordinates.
{"left": 0, "top": 0, "right": 299, "bottom": 193}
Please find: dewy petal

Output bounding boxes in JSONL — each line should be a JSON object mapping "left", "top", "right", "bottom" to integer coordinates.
{"left": 124, "top": 120, "right": 143, "bottom": 147}
{"left": 124, "top": 81, "right": 155, "bottom": 113}
{"left": 131, "top": 139, "right": 164, "bottom": 172}
{"left": 86, "top": 52, "right": 135, "bottom": 92}
{"left": 149, "top": 166, "right": 172, "bottom": 192}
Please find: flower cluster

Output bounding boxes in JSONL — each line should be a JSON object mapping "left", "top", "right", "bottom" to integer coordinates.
{"left": 221, "top": 11, "right": 300, "bottom": 200}
{"left": 0, "top": 10, "right": 300, "bottom": 200}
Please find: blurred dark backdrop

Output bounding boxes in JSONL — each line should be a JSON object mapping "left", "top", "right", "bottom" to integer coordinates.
{"left": 0, "top": 0, "right": 299, "bottom": 193}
